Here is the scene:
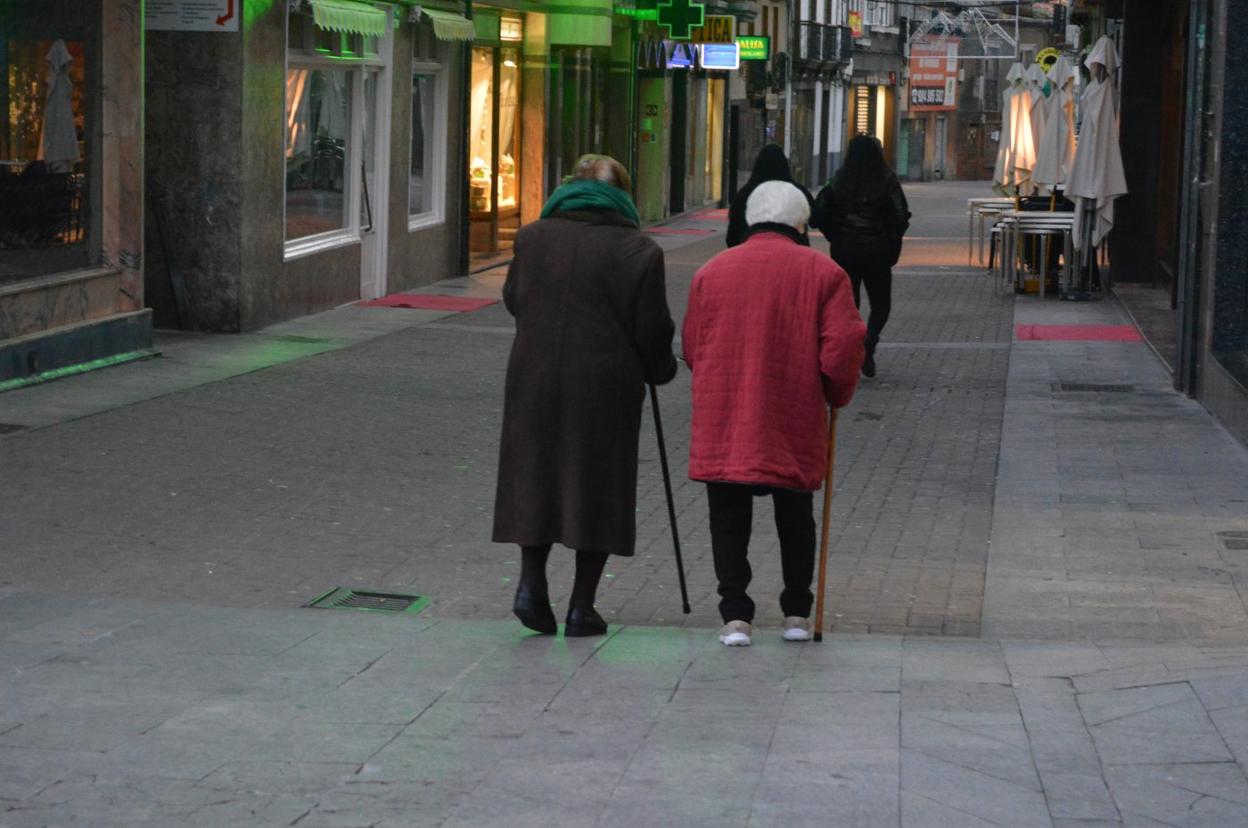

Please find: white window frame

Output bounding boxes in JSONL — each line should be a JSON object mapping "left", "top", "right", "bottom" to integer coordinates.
{"left": 283, "top": 9, "right": 388, "bottom": 261}
{"left": 409, "top": 40, "right": 449, "bottom": 232}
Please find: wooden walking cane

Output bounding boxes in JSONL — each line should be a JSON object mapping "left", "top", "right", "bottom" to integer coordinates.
{"left": 813, "top": 408, "right": 839, "bottom": 643}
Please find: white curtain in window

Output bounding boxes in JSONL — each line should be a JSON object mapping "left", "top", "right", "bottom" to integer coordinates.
{"left": 39, "top": 39, "right": 79, "bottom": 172}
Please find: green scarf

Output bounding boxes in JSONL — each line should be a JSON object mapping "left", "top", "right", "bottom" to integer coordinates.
{"left": 539, "top": 179, "right": 641, "bottom": 227}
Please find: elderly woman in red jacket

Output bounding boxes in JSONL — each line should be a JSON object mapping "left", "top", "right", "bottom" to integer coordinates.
{"left": 683, "top": 181, "right": 865, "bottom": 647}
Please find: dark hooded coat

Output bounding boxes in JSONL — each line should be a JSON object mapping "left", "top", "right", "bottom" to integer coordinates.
{"left": 493, "top": 209, "right": 678, "bottom": 557}
{"left": 726, "top": 145, "right": 817, "bottom": 247}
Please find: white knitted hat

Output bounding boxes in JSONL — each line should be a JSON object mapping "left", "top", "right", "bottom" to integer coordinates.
{"left": 745, "top": 181, "right": 810, "bottom": 230}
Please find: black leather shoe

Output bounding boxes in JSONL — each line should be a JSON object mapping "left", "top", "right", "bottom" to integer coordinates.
{"left": 564, "top": 607, "right": 608, "bottom": 637}
{"left": 861, "top": 351, "right": 877, "bottom": 378}
{"left": 513, "top": 585, "right": 557, "bottom": 635}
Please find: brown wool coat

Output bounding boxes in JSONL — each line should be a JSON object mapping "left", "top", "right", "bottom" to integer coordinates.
{"left": 492, "top": 209, "right": 678, "bottom": 557}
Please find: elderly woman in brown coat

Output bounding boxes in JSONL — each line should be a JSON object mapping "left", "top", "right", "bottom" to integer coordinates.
{"left": 493, "top": 155, "right": 678, "bottom": 637}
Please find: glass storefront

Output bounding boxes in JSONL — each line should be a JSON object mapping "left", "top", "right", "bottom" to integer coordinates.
{"left": 1, "top": 8, "right": 93, "bottom": 285}
{"left": 468, "top": 42, "right": 521, "bottom": 255}
{"left": 284, "top": 68, "right": 351, "bottom": 241}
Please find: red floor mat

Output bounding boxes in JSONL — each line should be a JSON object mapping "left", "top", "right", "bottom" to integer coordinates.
{"left": 360, "top": 294, "right": 497, "bottom": 312}
{"left": 1015, "top": 324, "right": 1143, "bottom": 342}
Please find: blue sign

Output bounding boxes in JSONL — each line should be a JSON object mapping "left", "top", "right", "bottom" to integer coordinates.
{"left": 666, "top": 41, "right": 696, "bottom": 68}
{"left": 701, "top": 42, "right": 740, "bottom": 70}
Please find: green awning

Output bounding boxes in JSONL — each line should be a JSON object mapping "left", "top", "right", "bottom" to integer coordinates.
{"left": 420, "top": 8, "right": 477, "bottom": 41}
{"left": 309, "top": 0, "right": 388, "bottom": 38}
{"left": 548, "top": 0, "right": 613, "bottom": 47}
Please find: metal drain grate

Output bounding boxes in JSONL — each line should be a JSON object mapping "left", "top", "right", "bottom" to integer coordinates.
{"left": 0, "top": 423, "right": 26, "bottom": 434}
{"left": 271, "top": 334, "right": 330, "bottom": 344}
{"left": 1052, "top": 383, "right": 1137, "bottom": 393}
{"left": 1218, "top": 531, "right": 1248, "bottom": 551}
{"left": 306, "top": 587, "right": 429, "bottom": 615}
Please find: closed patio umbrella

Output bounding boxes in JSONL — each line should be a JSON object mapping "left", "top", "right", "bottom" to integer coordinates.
{"left": 992, "top": 63, "right": 1036, "bottom": 196}
{"left": 1066, "top": 37, "right": 1127, "bottom": 250}
{"left": 38, "top": 39, "right": 79, "bottom": 173}
{"left": 1032, "top": 56, "right": 1078, "bottom": 194}
{"left": 1024, "top": 63, "right": 1049, "bottom": 154}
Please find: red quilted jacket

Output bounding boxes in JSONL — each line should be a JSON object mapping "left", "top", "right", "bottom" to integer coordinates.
{"left": 682, "top": 231, "right": 866, "bottom": 491}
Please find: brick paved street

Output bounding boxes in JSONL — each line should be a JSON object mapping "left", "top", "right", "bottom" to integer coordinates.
{"left": 0, "top": 185, "right": 1015, "bottom": 635}
{"left": 6, "top": 182, "right": 1248, "bottom": 825}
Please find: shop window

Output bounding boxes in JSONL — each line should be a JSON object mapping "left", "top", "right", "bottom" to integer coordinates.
{"left": 284, "top": 4, "right": 388, "bottom": 256}
{"left": 409, "top": 27, "right": 447, "bottom": 228}
{"left": 285, "top": 67, "right": 352, "bottom": 242}
{"left": 468, "top": 43, "right": 522, "bottom": 256}
{"left": 1, "top": 35, "right": 90, "bottom": 284}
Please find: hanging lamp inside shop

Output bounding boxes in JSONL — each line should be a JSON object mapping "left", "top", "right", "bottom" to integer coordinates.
{"left": 308, "top": 0, "right": 388, "bottom": 37}
{"left": 548, "top": 0, "right": 613, "bottom": 47}
{"left": 418, "top": 8, "right": 477, "bottom": 41}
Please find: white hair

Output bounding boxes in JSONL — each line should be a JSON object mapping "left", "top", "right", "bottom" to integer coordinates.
{"left": 745, "top": 181, "right": 811, "bottom": 230}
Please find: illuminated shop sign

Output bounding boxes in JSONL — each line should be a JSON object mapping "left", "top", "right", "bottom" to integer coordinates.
{"left": 700, "top": 42, "right": 739, "bottom": 70}
{"left": 737, "top": 35, "right": 769, "bottom": 60}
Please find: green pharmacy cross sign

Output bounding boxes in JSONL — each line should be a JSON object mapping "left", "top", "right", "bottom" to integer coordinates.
{"left": 657, "top": 0, "right": 705, "bottom": 40}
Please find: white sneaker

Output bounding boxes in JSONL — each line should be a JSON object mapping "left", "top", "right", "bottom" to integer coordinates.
{"left": 719, "top": 620, "right": 752, "bottom": 647}
{"left": 782, "top": 617, "right": 812, "bottom": 642}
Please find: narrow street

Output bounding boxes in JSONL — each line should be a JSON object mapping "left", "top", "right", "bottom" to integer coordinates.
{"left": 5, "top": 182, "right": 1248, "bottom": 826}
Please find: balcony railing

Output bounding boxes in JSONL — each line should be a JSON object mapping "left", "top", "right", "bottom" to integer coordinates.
{"left": 797, "top": 22, "right": 852, "bottom": 65}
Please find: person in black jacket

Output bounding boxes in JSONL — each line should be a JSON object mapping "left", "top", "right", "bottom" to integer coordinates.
{"left": 726, "top": 144, "right": 816, "bottom": 247}
{"left": 813, "top": 135, "right": 910, "bottom": 378}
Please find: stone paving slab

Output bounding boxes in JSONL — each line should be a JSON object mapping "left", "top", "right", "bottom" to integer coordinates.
{"left": 4, "top": 599, "right": 1248, "bottom": 826}
{"left": 983, "top": 294, "right": 1248, "bottom": 641}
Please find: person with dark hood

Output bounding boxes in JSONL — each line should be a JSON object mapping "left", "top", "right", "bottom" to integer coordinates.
{"left": 493, "top": 154, "right": 678, "bottom": 638}
{"left": 813, "top": 134, "right": 911, "bottom": 378}
{"left": 726, "top": 144, "right": 817, "bottom": 247}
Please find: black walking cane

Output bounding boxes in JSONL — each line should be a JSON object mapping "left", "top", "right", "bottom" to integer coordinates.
{"left": 649, "top": 383, "right": 692, "bottom": 614}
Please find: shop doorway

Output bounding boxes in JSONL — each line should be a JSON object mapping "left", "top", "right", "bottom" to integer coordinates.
{"left": 705, "top": 77, "right": 724, "bottom": 203}
{"left": 468, "top": 44, "right": 521, "bottom": 261}
{"left": 669, "top": 73, "right": 687, "bottom": 215}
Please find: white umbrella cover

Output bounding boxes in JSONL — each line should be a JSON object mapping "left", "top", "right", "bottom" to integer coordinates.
{"left": 38, "top": 39, "right": 79, "bottom": 173}
{"left": 1032, "top": 56, "right": 1078, "bottom": 193}
{"left": 1024, "top": 63, "right": 1049, "bottom": 153}
{"left": 1066, "top": 37, "right": 1128, "bottom": 249}
{"left": 992, "top": 63, "right": 1036, "bottom": 196}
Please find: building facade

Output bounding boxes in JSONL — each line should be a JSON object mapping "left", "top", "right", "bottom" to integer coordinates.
{"left": 0, "top": 0, "right": 150, "bottom": 386}
{"left": 143, "top": 1, "right": 470, "bottom": 331}
{"left": 843, "top": 0, "right": 901, "bottom": 175}
{"left": 788, "top": 0, "right": 852, "bottom": 190}
{"left": 5, "top": 0, "right": 777, "bottom": 366}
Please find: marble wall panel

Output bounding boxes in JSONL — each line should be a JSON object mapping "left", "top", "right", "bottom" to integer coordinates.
{"left": 102, "top": 0, "right": 145, "bottom": 313}
{"left": 144, "top": 21, "right": 245, "bottom": 331}
{"left": 0, "top": 271, "right": 120, "bottom": 341}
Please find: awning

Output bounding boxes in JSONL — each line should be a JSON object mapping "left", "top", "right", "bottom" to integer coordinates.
{"left": 548, "top": 0, "right": 613, "bottom": 47}
{"left": 309, "top": 0, "right": 388, "bottom": 37}
{"left": 419, "top": 8, "right": 477, "bottom": 41}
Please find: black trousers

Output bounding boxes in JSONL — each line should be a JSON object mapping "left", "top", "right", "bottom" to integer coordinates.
{"left": 835, "top": 248, "right": 892, "bottom": 346}
{"left": 706, "top": 482, "right": 816, "bottom": 624}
